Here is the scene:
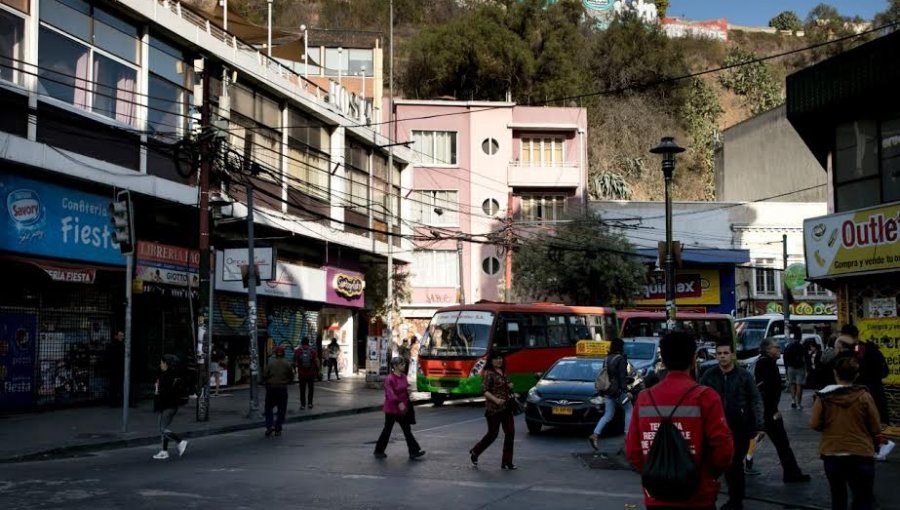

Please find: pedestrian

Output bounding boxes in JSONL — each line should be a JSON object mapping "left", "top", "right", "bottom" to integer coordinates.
{"left": 399, "top": 339, "right": 412, "bottom": 374}
{"left": 754, "top": 337, "right": 811, "bottom": 483}
{"left": 152, "top": 354, "right": 188, "bottom": 460}
{"left": 263, "top": 345, "right": 293, "bottom": 437}
{"left": 805, "top": 339, "right": 823, "bottom": 390}
{"left": 839, "top": 324, "right": 889, "bottom": 426}
{"left": 373, "top": 357, "right": 425, "bottom": 460}
{"left": 811, "top": 356, "right": 880, "bottom": 510}
{"left": 469, "top": 350, "right": 517, "bottom": 470}
{"left": 325, "top": 338, "right": 341, "bottom": 381}
{"left": 293, "top": 337, "right": 320, "bottom": 410}
{"left": 626, "top": 330, "right": 734, "bottom": 510}
{"left": 588, "top": 337, "right": 632, "bottom": 454}
{"left": 783, "top": 328, "right": 808, "bottom": 409}
{"left": 108, "top": 330, "right": 125, "bottom": 407}
{"left": 699, "top": 340, "right": 765, "bottom": 510}
{"left": 209, "top": 350, "right": 224, "bottom": 396}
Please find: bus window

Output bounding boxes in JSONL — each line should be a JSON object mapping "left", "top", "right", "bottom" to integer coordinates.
{"left": 521, "top": 314, "right": 547, "bottom": 348}
{"left": 547, "top": 315, "right": 568, "bottom": 346}
{"left": 588, "top": 314, "right": 616, "bottom": 340}
{"left": 494, "top": 318, "right": 523, "bottom": 350}
{"left": 569, "top": 315, "right": 592, "bottom": 342}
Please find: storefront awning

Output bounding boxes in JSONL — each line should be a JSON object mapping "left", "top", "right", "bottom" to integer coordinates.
{"left": 636, "top": 248, "right": 750, "bottom": 265}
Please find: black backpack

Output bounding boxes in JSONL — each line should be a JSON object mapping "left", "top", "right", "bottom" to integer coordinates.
{"left": 641, "top": 385, "right": 701, "bottom": 502}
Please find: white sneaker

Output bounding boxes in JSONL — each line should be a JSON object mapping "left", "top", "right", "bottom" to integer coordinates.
{"left": 153, "top": 450, "right": 169, "bottom": 460}
{"left": 177, "top": 440, "right": 188, "bottom": 457}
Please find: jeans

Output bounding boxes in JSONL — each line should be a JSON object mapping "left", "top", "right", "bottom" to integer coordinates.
{"left": 157, "top": 407, "right": 181, "bottom": 450}
{"left": 764, "top": 414, "right": 804, "bottom": 479}
{"left": 724, "top": 432, "right": 752, "bottom": 504}
{"left": 327, "top": 359, "right": 340, "bottom": 380}
{"left": 265, "top": 386, "right": 288, "bottom": 431}
{"left": 471, "top": 411, "right": 515, "bottom": 465}
{"left": 374, "top": 412, "right": 421, "bottom": 455}
{"left": 593, "top": 395, "right": 633, "bottom": 437}
{"left": 823, "top": 455, "right": 875, "bottom": 510}
{"left": 298, "top": 376, "right": 315, "bottom": 407}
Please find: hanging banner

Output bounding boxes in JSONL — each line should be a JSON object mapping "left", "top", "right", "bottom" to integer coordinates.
{"left": 856, "top": 318, "right": 900, "bottom": 385}
{"left": 0, "top": 313, "right": 37, "bottom": 410}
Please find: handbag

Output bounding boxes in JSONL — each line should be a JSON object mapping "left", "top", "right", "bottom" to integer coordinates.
{"left": 505, "top": 394, "right": 525, "bottom": 416}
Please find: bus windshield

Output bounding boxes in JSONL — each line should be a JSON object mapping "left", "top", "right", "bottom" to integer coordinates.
{"left": 421, "top": 310, "right": 495, "bottom": 357}
{"left": 735, "top": 319, "right": 769, "bottom": 351}
{"left": 621, "top": 318, "right": 733, "bottom": 345}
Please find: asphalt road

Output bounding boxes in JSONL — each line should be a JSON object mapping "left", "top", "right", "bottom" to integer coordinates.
{"left": 0, "top": 402, "right": 836, "bottom": 510}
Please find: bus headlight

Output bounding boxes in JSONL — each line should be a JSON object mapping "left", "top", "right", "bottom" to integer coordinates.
{"left": 469, "top": 358, "right": 486, "bottom": 378}
{"left": 526, "top": 387, "right": 541, "bottom": 403}
{"left": 589, "top": 396, "right": 604, "bottom": 406}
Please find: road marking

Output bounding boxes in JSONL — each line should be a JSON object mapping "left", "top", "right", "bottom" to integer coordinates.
{"left": 138, "top": 489, "right": 206, "bottom": 499}
{"left": 530, "top": 485, "right": 635, "bottom": 498}
{"left": 416, "top": 417, "right": 483, "bottom": 433}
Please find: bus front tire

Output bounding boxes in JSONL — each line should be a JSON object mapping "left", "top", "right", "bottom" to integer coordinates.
{"left": 526, "top": 419, "right": 542, "bottom": 434}
{"left": 431, "top": 393, "right": 447, "bottom": 407}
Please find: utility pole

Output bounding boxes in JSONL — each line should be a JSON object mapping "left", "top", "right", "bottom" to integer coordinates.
{"left": 196, "top": 61, "right": 212, "bottom": 422}
{"left": 504, "top": 192, "right": 513, "bottom": 301}
{"left": 385, "top": 0, "right": 394, "bottom": 342}
{"left": 245, "top": 174, "right": 261, "bottom": 418}
{"left": 457, "top": 238, "right": 465, "bottom": 305}
{"left": 109, "top": 190, "right": 134, "bottom": 432}
{"left": 782, "top": 233, "right": 791, "bottom": 338}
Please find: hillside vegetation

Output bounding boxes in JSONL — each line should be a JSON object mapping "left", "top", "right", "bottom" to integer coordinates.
{"left": 188, "top": 0, "right": 900, "bottom": 202}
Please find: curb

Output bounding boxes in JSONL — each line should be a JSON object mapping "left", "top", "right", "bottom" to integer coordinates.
{"left": 0, "top": 400, "right": 430, "bottom": 464}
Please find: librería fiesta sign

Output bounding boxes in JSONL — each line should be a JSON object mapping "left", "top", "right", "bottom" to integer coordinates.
{"left": 804, "top": 201, "right": 900, "bottom": 279}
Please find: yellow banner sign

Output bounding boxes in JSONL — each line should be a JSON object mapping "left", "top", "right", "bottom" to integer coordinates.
{"left": 635, "top": 269, "right": 720, "bottom": 306}
{"left": 857, "top": 318, "right": 900, "bottom": 385}
{"left": 804, "top": 202, "right": 900, "bottom": 279}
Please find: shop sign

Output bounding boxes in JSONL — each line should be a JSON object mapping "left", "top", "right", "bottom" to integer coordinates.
{"left": 804, "top": 201, "right": 900, "bottom": 279}
{"left": 0, "top": 313, "right": 37, "bottom": 409}
{"left": 856, "top": 318, "right": 900, "bottom": 384}
{"left": 325, "top": 267, "right": 365, "bottom": 308}
{"left": 0, "top": 173, "right": 124, "bottom": 265}
{"left": 755, "top": 301, "right": 837, "bottom": 316}
{"left": 221, "top": 247, "right": 275, "bottom": 281}
{"left": 216, "top": 252, "right": 326, "bottom": 302}
{"left": 635, "top": 269, "right": 720, "bottom": 306}
{"left": 134, "top": 241, "right": 200, "bottom": 289}
{"left": 866, "top": 297, "right": 897, "bottom": 318}
{"left": 35, "top": 263, "right": 96, "bottom": 284}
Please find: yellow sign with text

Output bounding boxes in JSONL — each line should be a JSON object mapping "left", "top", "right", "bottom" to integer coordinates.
{"left": 804, "top": 202, "right": 900, "bottom": 279}
{"left": 857, "top": 318, "right": 900, "bottom": 385}
{"left": 634, "top": 269, "right": 720, "bottom": 306}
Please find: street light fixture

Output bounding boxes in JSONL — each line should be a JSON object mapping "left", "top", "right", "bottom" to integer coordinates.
{"left": 300, "top": 24, "right": 308, "bottom": 78}
{"left": 650, "top": 136, "right": 685, "bottom": 331}
{"left": 337, "top": 46, "right": 343, "bottom": 88}
{"left": 266, "top": 0, "right": 273, "bottom": 58}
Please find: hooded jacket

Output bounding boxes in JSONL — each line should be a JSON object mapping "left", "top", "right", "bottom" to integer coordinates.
{"left": 811, "top": 384, "right": 880, "bottom": 457}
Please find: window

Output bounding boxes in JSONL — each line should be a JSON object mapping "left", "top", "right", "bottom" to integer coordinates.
{"left": 412, "top": 130, "right": 457, "bottom": 165}
{"left": 482, "top": 198, "right": 500, "bottom": 217}
{"left": 1, "top": 0, "right": 29, "bottom": 13}
{"left": 0, "top": 8, "right": 24, "bottom": 85}
{"left": 347, "top": 48, "right": 373, "bottom": 76}
{"left": 482, "top": 138, "right": 499, "bottom": 155}
{"left": 411, "top": 190, "right": 458, "bottom": 226}
{"left": 881, "top": 119, "right": 900, "bottom": 203}
{"left": 91, "top": 53, "right": 137, "bottom": 124}
{"left": 834, "top": 119, "right": 900, "bottom": 211}
{"left": 520, "top": 137, "right": 565, "bottom": 166}
{"left": 412, "top": 250, "right": 459, "bottom": 287}
{"left": 517, "top": 195, "right": 566, "bottom": 223}
{"left": 482, "top": 256, "right": 501, "bottom": 276}
{"left": 324, "top": 47, "right": 348, "bottom": 77}
{"left": 349, "top": 169, "right": 368, "bottom": 212}
{"left": 40, "top": 1, "right": 138, "bottom": 63}
{"left": 38, "top": 28, "right": 90, "bottom": 108}
{"left": 147, "top": 36, "right": 193, "bottom": 142}
{"left": 754, "top": 259, "right": 778, "bottom": 296}
{"left": 802, "top": 282, "right": 831, "bottom": 297}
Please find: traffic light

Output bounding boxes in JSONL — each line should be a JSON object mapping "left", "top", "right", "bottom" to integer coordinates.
{"left": 109, "top": 190, "right": 134, "bottom": 255}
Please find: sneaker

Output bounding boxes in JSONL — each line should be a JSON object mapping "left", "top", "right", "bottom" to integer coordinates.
{"left": 373, "top": 452, "right": 387, "bottom": 459}
{"left": 153, "top": 450, "right": 169, "bottom": 460}
{"left": 409, "top": 450, "right": 426, "bottom": 460}
{"left": 791, "top": 402, "right": 797, "bottom": 409}
{"left": 308, "top": 404, "right": 313, "bottom": 409}
{"left": 177, "top": 440, "right": 188, "bottom": 457}
{"left": 300, "top": 405, "right": 306, "bottom": 410}
{"left": 501, "top": 463, "right": 518, "bottom": 470}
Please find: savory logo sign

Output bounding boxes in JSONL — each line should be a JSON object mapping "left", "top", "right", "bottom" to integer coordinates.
{"left": 804, "top": 202, "right": 900, "bottom": 279}
{"left": 332, "top": 273, "right": 365, "bottom": 298}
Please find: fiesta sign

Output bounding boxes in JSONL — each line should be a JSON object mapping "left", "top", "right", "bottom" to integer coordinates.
{"left": 804, "top": 202, "right": 900, "bottom": 279}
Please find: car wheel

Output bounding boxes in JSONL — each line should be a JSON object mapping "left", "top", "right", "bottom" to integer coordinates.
{"left": 526, "top": 419, "right": 542, "bottom": 435}
{"left": 431, "top": 393, "right": 447, "bottom": 407}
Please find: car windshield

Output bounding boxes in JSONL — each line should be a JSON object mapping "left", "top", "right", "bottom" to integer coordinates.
{"left": 736, "top": 319, "right": 769, "bottom": 351}
{"left": 623, "top": 342, "right": 656, "bottom": 360}
{"left": 622, "top": 318, "right": 732, "bottom": 345}
{"left": 543, "top": 359, "right": 602, "bottom": 382}
{"left": 420, "top": 310, "right": 495, "bottom": 357}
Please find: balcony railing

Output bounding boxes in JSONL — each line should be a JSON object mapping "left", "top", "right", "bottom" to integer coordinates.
{"left": 507, "top": 161, "right": 582, "bottom": 188}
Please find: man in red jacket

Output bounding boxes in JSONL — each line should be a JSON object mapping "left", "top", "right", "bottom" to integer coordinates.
{"left": 627, "top": 330, "right": 734, "bottom": 510}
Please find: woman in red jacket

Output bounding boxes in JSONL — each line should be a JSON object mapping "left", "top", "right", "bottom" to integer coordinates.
{"left": 373, "top": 357, "right": 425, "bottom": 460}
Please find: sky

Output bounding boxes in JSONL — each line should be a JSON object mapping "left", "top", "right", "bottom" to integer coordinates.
{"left": 666, "top": 0, "right": 888, "bottom": 26}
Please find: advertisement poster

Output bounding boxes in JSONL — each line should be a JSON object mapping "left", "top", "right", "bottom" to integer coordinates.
{"left": 857, "top": 318, "right": 900, "bottom": 385}
{"left": 804, "top": 202, "right": 900, "bottom": 279}
{"left": 0, "top": 172, "right": 125, "bottom": 265}
{"left": 0, "top": 313, "right": 37, "bottom": 409}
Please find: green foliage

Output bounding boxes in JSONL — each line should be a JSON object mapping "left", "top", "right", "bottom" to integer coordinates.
{"left": 678, "top": 78, "right": 722, "bottom": 199}
{"left": 768, "top": 10, "right": 803, "bottom": 32}
{"left": 874, "top": 0, "right": 900, "bottom": 30}
{"left": 591, "top": 171, "right": 633, "bottom": 200}
{"left": 719, "top": 48, "right": 782, "bottom": 115}
{"left": 654, "top": 0, "right": 669, "bottom": 18}
{"left": 512, "top": 216, "right": 645, "bottom": 306}
{"left": 364, "top": 265, "right": 411, "bottom": 323}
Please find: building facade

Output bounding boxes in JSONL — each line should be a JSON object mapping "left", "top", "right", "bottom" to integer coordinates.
{"left": 0, "top": 0, "right": 411, "bottom": 411}
{"left": 787, "top": 28, "right": 900, "bottom": 424}
{"left": 392, "top": 100, "right": 588, "bottom": 334}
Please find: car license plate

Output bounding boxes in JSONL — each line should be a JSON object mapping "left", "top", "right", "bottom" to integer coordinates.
{"left": 552, "top": 406, "right": 573, "bottom": 416}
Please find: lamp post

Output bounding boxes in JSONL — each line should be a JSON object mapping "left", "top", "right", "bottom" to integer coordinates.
{"left": 337, "top": 46, "right": 343, "bottom": 88}
{"left": 266, "top": 0, "right": 273, "bottom": 57}
{"left": 650, "top": 137, "right": 685, "bottom": 331}
{"left": 300, "top": 24, "right": 308, "bottom": 77}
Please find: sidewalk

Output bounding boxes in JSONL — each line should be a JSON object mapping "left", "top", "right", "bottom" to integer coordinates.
{"left": 0, "top": 375, "right": 418, "bottom": 462}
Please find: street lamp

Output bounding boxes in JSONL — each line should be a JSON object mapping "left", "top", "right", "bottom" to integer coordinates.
{"left": 337, "top": 46, "right": 343, "bottom": 88}
{"left": 300, "top": 24, "right": 308, "bottom": 78}
{"left": 266, "top": 0, "right": 273, "bottom": 58}
{"left": 650, "top": 136, "right": 685, "bottom": 331}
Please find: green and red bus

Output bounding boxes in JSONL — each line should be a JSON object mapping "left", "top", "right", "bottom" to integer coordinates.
{"left": 416, "top": 303, "right": 618, "bottom": 405}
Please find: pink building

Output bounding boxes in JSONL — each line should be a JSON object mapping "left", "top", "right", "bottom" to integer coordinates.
{"left": 391, "top": 100, "right": 588, "bottom": 325}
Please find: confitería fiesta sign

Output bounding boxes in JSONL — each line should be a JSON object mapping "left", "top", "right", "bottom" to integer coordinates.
{"left": 804, "top": 201, "right": 900, "bottom": 279}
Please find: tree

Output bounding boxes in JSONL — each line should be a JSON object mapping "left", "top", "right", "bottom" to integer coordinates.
{"left": 768, "top": 10, "right": 803, "bottom": 32}
{"left": 654, "top": 0, "right": 670, "bottom": 18}
{"left": 719, "top": 48, "right": 782, "bottom": 115}
{"left": 512, "top": 216, "right": 646, "bottom": 306}
{"left": 875, "top": 0, "right": 900, "bottom": 30}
